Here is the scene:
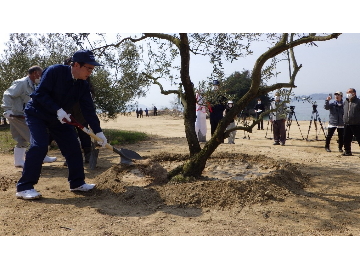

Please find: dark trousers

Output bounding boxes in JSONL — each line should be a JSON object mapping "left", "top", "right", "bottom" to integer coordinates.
{"left": 210, "top": 118, "right": 221, "bottom": 135}
{"left": 256, "top": 113, "right": 263, "bottom": 129}
{"left": 326, "top": 127, "right": 344, "bottom": 149}
{"left": 272, "top": 120, "right": 286, "bottom": 143}
{"left": 343, "top": 125, "right": 360, "bottom": 153}
{"left": 76, "top": 126, "right": 92, "bottom": 149}
{"left": 17, "top": 114, "right": 85, "bottom": 192}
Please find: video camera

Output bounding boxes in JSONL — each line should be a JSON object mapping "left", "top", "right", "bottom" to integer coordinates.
{"left": 289, "top": 106, "right": 295, "bottom": 111}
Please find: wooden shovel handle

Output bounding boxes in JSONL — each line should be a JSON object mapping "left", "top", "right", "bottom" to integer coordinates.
{"left": 64, "top": 115, "right": 113, "bottom": 151}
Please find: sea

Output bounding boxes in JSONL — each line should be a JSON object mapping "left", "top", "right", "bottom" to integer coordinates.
{"left": 259, "top": 99, "right": 330, "bottom": 123}
{"left": 287, "top": 99, "right": 330, "bottom": 122}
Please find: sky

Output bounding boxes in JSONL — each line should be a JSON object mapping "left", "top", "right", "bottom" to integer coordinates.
{"left": 1, "top": 0, "right": 359, "bottom": 110}
{"left": 0, "top": 32, "right": 359, "bottom": 109}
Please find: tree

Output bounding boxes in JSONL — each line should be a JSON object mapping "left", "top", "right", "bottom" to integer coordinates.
{"left": 87, "top": 33, "right": 341, "bottom": 181}
{"left": 1, "top": 33, "right": 341, "bottom": 180}
{"left": 0, "top": 33, "right": 148, "bottom": 119}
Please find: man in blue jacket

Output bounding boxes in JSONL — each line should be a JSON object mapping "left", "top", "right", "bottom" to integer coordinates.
{"left": 16, "top": 50, "right": 108, "bottom": 200}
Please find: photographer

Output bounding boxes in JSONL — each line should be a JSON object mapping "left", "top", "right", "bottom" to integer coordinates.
{"left": 324, "top": 91, "right": 344, "bottom": 152}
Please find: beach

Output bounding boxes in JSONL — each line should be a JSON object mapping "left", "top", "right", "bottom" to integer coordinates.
{"left": 1, "top": 112, "right": 360, "bottom": 236}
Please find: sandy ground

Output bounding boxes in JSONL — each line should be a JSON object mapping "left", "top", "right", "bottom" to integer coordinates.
{"left": 1, "top": 112, "right": 360, "bottom": 238}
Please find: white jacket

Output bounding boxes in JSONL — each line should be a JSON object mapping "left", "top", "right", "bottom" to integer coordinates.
{"left": 1, "top": 76, "right": 35, "bottom": 115}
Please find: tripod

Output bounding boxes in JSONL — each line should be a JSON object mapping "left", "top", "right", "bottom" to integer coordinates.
{"left": 286, "top": 106, "right": 304, "bottom": 140}
{"left": 265, "top": 119, "right": 273, "bottom": 139}
{"left": 306, "top": 104, "right": 326, "bottom": 141}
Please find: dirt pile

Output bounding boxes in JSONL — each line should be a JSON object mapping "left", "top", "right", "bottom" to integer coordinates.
{"left": 92, "top": 152, "right": 310, "bottom": 210}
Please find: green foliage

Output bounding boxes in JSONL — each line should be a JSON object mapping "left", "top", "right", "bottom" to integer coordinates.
{"left": 222, "top": 70, "right": 272, "bottom": 109}
{"left": 0, "top": 126, "right": 16, "bottom": 153}
{"left": 0, "top": 34, "right": 149, "bottom": 119}
{"left": 0, "top": 125, "right": 148, "bottom": 154}
{"left": 102, "top": 129, "right": 148, "bottom": 145}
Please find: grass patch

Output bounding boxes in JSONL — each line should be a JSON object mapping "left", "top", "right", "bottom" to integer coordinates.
{"left": 0, "top": 126, "right": 148, "bottom": 154}
{"left": 0, "top": 125, "right": 16, "bottom": 153}
{"left": 102, "top": 129, "right": 148, "bottom": 145}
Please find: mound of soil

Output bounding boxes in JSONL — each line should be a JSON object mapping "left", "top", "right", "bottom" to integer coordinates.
{"left": 93, "top": 152, "right": 310, "bottom": 210}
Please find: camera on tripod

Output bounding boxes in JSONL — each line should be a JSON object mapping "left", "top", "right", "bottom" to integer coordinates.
{"left": 289, "top": 106, "right": 295, "bottom": 111}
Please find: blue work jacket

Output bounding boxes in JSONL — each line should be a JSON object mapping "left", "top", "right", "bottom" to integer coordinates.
{"left": 25, "top": 64, "right": 102, "bottom": 134}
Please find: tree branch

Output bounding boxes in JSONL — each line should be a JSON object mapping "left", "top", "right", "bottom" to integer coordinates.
{"left": 141, "top": 72, "right": 181, "bottom": 96}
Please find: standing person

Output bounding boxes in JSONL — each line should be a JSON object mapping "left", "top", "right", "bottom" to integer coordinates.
{"left": 1, "top": 66, "right": 57, "bottom": 167}
{"left": 254, "top": 98, "right": 265, "bottom": 130}
{"left": 208, "top": 80, "right": 227, "bottom": 136}
{"left": 145, "top": 108, "right": 149, "bottom": 117}
{"left": 139, "top": 108, "right": 143, "bottom": 118}
{"left": 15, "top": 50, "right": 108, "bottom": 200}
{"left": 324, "top": 91, "right": 344, "bottom": 152}
{"left": 342, "top": 88, "right": 360, "bottom": 156}
{"left": 195, "top": 91, "right": 207, "bottom": 142}
{"left": 136, "top": 108, "right": 139, "bottom": 118}
{"left": 225, "top": 100, "right": 237, "bottom": 144}
{"left": 63, "top": 57, "right": 94, "bottom": 165}
{"left": 153, "top": 106, "right": 157, "bottom": 116}
{"left": 269, "top": 92, "right": 287, "bottom": 146}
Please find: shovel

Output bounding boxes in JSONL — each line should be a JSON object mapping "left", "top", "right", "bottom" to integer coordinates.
{"left": 65, "top": 115, "right": 143, "bottom": 165}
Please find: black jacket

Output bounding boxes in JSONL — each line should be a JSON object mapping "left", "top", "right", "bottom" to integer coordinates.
{"left": 343, "top": 96, "right": 360, "bottom": 125}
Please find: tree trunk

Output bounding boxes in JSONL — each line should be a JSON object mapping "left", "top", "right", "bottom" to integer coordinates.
{"left": 179, "top": 33, "right": 201, "bottom": 156}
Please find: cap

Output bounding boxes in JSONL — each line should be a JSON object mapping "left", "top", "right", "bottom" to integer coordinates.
{"left": 228, "top": 100, "right": 233, "bottom": 104}
{"left": 72, "top": 50, "right": 102, "bottom": 66}
{"left": 213, "top": 80, "right": 220, "bottom": 85}
{"left": 274, "top": 92, "right": 280, "bottom": 96}
{"left": 334, "top": 91, "right": 343, "bottom": 96}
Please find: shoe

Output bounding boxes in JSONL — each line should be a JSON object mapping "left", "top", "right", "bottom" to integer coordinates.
{"left": 325, "top": 147, "right": 331, "bottom": 152}
{"left": 273, "top": 142, "right": 280, "bottom": 145}
{"left": 43, "top": 155, "right": 57, "bottom": 163}
{"left": 280, "top": 142, "right": 285, "bottom": 146}
{"left": 342, "top": 151, "right": 353, "bottom": 156}
{"left": 70, "top": 183, "right": 96, "bottom": 192}
{"left": 16, "top": 189, "right": 42, "bottom": 200}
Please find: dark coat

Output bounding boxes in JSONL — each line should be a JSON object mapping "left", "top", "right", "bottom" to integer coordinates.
{"left": 343, "top": 96, "right": 360, "bottom": 125}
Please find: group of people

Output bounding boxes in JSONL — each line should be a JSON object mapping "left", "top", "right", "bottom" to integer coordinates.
{"left": 1, "top": 49, "right": 107, "bottom": 200}
{"left": 135, "top": 107, "right": 154, "bottom": 118}
{"left": 264, "top": 88, "right": 360, "bottom": 155}
{"left": 136, "top": 108, "right": 144, "bottom": 118}
{"left": 5, "top": 48, "right": 359, "bottom": 201}
{"left": 195, "top": 80, "right": 237, "bottom": 144}
{"left": 324, "top": 88, "right": 360, "bottom": 156}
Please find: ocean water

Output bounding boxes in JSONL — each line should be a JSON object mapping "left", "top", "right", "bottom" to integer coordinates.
{"left": 259, "top": 99, "right": 330, "bottom": 123}
{"left": 287, "top": 99, "right": 330, "bottom": 122}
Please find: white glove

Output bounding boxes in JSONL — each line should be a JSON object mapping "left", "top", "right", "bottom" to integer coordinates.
{"left": 95, "top": 132, "right": 107, "bottom": 147}
{"left": 57, "top": 108, "right": 71, "bottom": 124}
{"left": 3, "top": 110, "right": 13, "bottom": 119}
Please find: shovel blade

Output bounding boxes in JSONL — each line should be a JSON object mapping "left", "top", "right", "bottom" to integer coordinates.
{"left": 89, "top": 142, "right": 99, "bottom": 170}
{"left": 111, "top": 147, "right": 143, "bottom": 165}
